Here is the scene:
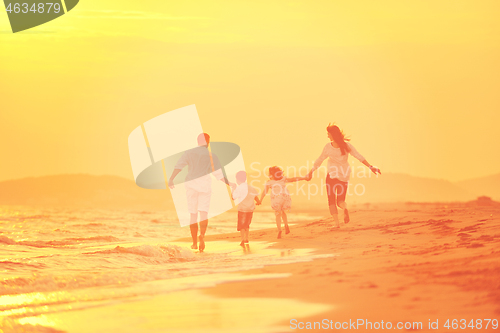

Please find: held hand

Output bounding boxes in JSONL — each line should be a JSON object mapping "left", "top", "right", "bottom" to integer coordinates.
{"left": 168, "top": 179, "right": 175, "bottom": 189}
{"left": 229, "top": 182, "right": 237, "bottom": 190}
{"left": 369, "top": 166, "right": 381, "bottom": 175}
{"left": 305, "top": 172, "right": 313, "bottom": 181}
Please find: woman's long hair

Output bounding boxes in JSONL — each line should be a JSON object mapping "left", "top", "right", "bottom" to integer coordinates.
{"left": 268, "top": 166, "right": 284, "bottom": 180}
{"left": 327, "top": 123, "right": 350, "bottom": 155}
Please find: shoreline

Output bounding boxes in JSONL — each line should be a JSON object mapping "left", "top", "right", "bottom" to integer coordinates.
{"left": 177, "top": 202, "right": 500, "bottom": 331}
{"left": 2, "top": 202, "right": 499, "bottom": 332}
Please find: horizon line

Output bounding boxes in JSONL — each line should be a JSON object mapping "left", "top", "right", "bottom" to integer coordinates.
{"left": 0, "top": 171, "right": 499, "bottom": 184}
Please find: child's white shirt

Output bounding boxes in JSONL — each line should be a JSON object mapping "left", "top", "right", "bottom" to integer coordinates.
{"left": 232, "top": 183, "right": 259, "bottom": 212}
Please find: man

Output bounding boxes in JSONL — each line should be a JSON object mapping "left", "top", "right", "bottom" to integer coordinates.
{"left": 168, "top": 133, "right": 235, "bottom": 252}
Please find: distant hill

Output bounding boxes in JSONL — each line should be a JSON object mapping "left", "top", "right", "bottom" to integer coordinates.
{"left": 0, "top": 174, "right": 174, "bottom": 210}
{"left": 348, "top": 173, "right": 474, "bottom": 204}
{"left": 455, "top": 173, "right": 500, "bottom": 201}
{"left": 0, "top": 172, "right": 498, "bottom": 209}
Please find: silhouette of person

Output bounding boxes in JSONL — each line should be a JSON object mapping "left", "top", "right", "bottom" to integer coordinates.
{"left": 306, "top": 124, "right": 381, "bottom": 229}
{"left": 168, "top": 133, "right": 236, "bottom": 252}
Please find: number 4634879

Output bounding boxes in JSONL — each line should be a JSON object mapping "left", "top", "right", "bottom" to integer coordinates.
{"left": 443, "top": 319, "right": 498, "bottom": 330}
{"left": 6, "top": 3, "right": 62, "bottom": 14}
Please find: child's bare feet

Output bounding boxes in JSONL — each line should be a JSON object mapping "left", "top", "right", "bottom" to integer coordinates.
{"left": 285, "top": 225, "right": 290, "bottom": 234}
{"left": 191, "top": 244, "right": 198, "bottom": 249}
{"left": 344, "top": 209, "right": 350, "bottom": 223}
{"left": 277, "top": 231, "right": 282, "bottom": 239}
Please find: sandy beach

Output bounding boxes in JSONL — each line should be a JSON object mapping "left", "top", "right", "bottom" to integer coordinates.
{"left": 191, "top": 201, "right": 500, "bottom": 331}
{"left": 1, "top": 201, "right": 499, "bottom": 332}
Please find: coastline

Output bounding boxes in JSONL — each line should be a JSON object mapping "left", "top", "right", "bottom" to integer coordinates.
{"left": 3, "top": 202, "right": 499, "bottom": 332}
{"left": 180, "top": 202, "right": 500, "bottom": 331}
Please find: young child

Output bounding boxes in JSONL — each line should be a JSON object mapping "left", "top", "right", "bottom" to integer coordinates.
{"left": 259, "top": 166, "right": 307, "bottom": 239}
{"left": 232, "top": 171, "right": 260, "bottom": 246}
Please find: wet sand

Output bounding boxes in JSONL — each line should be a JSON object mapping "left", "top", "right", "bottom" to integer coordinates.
{"left": 198, "top": 202, "right": 500, "bottom": 331}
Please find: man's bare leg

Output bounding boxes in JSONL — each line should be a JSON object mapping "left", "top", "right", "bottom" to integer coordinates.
{"left": 198, "top": 211, "right": 208, "bottom": 252}
{"left": 189, "top": 213, "right": 198, "bottom": 249}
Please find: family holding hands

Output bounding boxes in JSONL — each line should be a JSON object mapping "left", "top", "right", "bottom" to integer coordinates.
{"left": 170, "top": 123, "right": 381, "bottom": 251}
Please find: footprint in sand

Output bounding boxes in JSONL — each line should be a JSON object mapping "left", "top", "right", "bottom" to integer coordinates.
{"left": 466, "top": 243, "right": 484, "bottom": 248}
{"left": 477, "top": 235, "right": 495, "bottom": 242}
{"left": 359, "top": 282, "right": 378, "bottom": 289}
{"left": 458, "top": 223, "right": 485, "bottom": 233}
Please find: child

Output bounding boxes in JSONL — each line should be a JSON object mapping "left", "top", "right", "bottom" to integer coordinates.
{"left": 232, "top": 171, "right": 261, "bottom": 246}
{"left": 259, "top": 166, "right": 307, "bottom": 239}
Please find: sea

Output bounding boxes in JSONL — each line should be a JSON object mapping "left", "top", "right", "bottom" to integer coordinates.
{"left": 0, "top": 205, "right": 333, "bottom": 333}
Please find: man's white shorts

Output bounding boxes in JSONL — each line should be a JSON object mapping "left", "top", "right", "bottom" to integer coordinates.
{"left": 186, "top": 188, "right": 211, "bottom": 214}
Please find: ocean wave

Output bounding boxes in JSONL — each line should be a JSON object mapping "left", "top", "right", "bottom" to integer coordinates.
{"left": 0, "top": 318, "right": 65, "bottom": 333}
{"left": 1, "top": 235, "right": 121, "bottom": 248}
{"left": 0, "top": 261, "right": 46, "bottom": 270}
{"left": 0, "top": 217, "right": 24, "bottom": 223}
{"left": 25, "top": 236, "right": 120, "bottom": 248}
{"left": 72, "top": 223, "right": 105, "bottom": 227}
{"left": 0, "top": 273, "right": 118, "bottom": 297}
{"left": 84, "top": 244, "right": 195, "bottom": 261}
{"left": 21, "top": 215, "right": 51, "bottom": 220}
{"left": 0, "top": 244, "right": 194, "bottom": 296}
{"left": 65, "top": 236, "right": 120, "bottom": 243}
{"left": 52, "top": 228, "right": 72, "bottom": 233}
{"left": 0, "top": 236, "right": 16, "bottom": 245}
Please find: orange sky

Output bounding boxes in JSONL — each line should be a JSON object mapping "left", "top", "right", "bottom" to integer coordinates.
{"left": 1, "top": 0, "right": 499, "bottom": 182}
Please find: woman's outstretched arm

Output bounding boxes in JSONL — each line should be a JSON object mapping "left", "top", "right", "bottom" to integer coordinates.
{"left": 360, "top": 160, "right": 381, "bottom": 175}
{"left": 348, "top": 143, "right": 381, "bottom": 175}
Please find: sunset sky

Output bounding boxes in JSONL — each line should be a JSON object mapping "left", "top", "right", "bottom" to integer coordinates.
{"left": 1, "top": 0, "right": 499, "bottom": 182}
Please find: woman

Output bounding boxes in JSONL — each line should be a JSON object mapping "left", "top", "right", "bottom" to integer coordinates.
{"left": 306, "top": 124, "right": 381, "bottom": 228}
